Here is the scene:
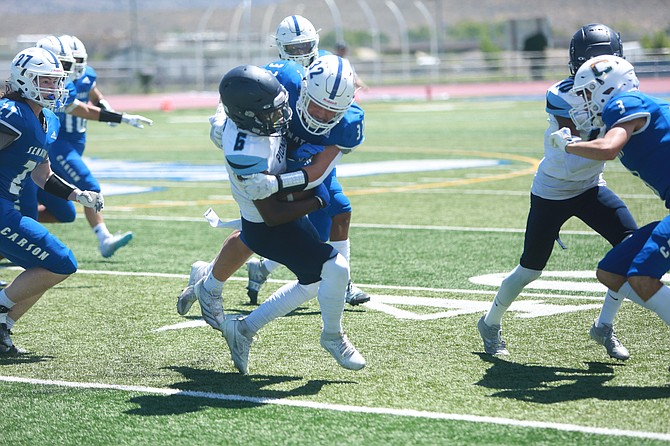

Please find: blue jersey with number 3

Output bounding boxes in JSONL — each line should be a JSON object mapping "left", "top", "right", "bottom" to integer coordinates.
{"left": 602, "top": 91, "right": 670, "bottom": 207}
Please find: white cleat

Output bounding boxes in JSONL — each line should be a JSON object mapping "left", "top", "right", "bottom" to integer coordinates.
{"left": 194, "top": 278, "right": 224, "bottom": 331}
{"left": 246, "top": 258, "right": 270, "bottom": 305}
{"left": 221, "top": 316, "right": 253, "bottom": 375}
{"left": 177, "top": 261, "right": 210, "bottom": 316}
{"left": 345, "top": 282, "right": 370, "bottom": 306}
{"left": 320, "top": 331, "right": 366, "bottom": 370}
{"left": 100, "top": 231, "right": 133, "bottom": 258}
{"left": 477, "top": 315, "right": 509, "bottom": 356}
{"left": 589, "top": 321, "right": 630, "bottom": 361}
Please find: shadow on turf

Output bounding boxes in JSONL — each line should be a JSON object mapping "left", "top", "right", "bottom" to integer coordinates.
{"left": 124, "top": 366, "right": 354, "bottom": 416}
{"left": 474, "top": 352, "right": 670, "bottom": 403}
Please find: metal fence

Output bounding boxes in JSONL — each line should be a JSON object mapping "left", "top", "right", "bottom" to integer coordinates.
{"left": 2, "top": 46, "right": 670, "bottom": 95}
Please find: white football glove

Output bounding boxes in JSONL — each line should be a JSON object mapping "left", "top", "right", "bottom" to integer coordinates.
{"left": 242, "top": 173, "right": 279, "bottom": 200}
{"left": 550, "top": 127, "right": 582, "bottom": 152}
{"left": 75, "top": 191, "right": 104, "bottom": 212}
{"left": 209, "top": 103, "right": 227, "bottom": 149}
{"left": 121, "top": 113, "right": 153, "bottom": 129}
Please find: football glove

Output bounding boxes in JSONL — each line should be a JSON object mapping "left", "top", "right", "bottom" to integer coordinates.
{"left": 121, "top": 113, "right": 153, "bottom": 129}
{"left": 209, "top": 102, "right": 227, "bottom": 149}
{"left": 290, "top": 143, "right": 324, "bottom": 162}
{"left": 75, "top": 191, "right": 104, "bottom": 212}
{"left": 242, "top": 173, "right": 279, "bottom": 200}
{"left": 550, "top": 127, "right": 582, "bottom": 152}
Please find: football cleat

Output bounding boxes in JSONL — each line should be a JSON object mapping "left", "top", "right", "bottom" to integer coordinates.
{"left": 345, "top": 282, "right": 370, "bottom": 306}
{"left": 194, "top": 278, "right": 225, "bottom": 331}
{"left": 477, "top": 315, "right": 509, "bottom": 356}
{"left": 0, "top": 281, "right": 7, "bottom": 289}
{"left": 100, "top": 231, "right": 133, "bottom": 258}
{"left": 221, "top": 316, "right": 253, "bottom": 375}
{"left": 176, "top": 261, "right": 210, "bottom": 316}
{"left": 320, "top": 331, "right": 366, "bottom": 370}
{"left": 0, "top": 322, "right": 21, "bottom": 357}
{"left": 246, "top": 258, "right": 270, "bottom": 305}
{"left": 589, "top": 320, "right": 630, "bottom": 361}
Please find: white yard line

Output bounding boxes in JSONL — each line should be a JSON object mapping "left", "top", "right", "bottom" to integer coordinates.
{"left": 0, "top": 375, "right": 667, "bottom": 442}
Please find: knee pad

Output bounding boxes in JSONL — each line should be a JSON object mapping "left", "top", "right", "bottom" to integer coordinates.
{"left": 320, "top": 253, "right": 350, "bottom": 285}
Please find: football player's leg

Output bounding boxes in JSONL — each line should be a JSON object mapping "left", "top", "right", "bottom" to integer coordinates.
{"left": 617, "top": 219, "right": 670, "bottom": 325}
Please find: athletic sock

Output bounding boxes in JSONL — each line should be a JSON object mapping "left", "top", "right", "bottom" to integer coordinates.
{"left": 595, "top": 289, "right": 624, "bottom": 326}
{"left": 485, "top": 264, "right": 542, "bottom": 326}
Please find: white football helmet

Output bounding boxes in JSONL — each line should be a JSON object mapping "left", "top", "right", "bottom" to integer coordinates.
{"left": 297, "top": 55, "right": 356, "bottom": 136}
{"left": 36, "top": 35, "right": 75, "bottom": 78}
{"left": 60, "top": 35, "right": 88, "bottom": 79}
{"left": 569, "top": 55, "right": 639, "bottom": 130}
{"left": 274, "top": 15, "right": 320, "bottom": 67}
{"left": 9, "top": 47, "right": 68, "bottom": 111}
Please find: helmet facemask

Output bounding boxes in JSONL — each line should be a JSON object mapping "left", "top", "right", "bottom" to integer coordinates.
{"left": 570, "top": 56, "right": 639, "bottom": 131}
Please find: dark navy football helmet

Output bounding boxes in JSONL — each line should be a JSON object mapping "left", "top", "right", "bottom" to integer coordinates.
{"left": 218, "top": 65, "right": 291, "bottom": 136}
{"left": 569, "top": 23, "right": 623, "bottom": 75}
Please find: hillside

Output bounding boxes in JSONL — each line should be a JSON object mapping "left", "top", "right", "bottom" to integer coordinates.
{"left": 1, "top": 0, "right": 668, "bottom": 54}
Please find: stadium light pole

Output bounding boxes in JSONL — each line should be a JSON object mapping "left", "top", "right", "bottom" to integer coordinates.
{"left": 196, "top": 5, "right": 216, "bottom": 92}
{"left": 385, "top": 0, "right": 410, "bottom": 80}
{"left": 261, "top": 3, "right": 278, "bottom": 62}
{"left": 324, "top": 0, "right": 344, "bottom": 45}
{"left": 356, "top": 0, "right": 382, "bottom": 82}
{"left": 414, "top": 0, "right": 439, "bottom": 80}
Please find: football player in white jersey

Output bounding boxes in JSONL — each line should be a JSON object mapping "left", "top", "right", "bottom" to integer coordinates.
{"left": 192, "top": 65, "right": 365, "bottom": 374}
{"left": 477, "top": 24, "right": 637, "bottom": 360}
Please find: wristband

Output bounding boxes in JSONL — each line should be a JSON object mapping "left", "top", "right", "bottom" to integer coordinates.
{"left": 276, "top": 169, "right": 308, "bottom": 193}
{"left": 43, "top": 174, "right": 76, "bottom": 200}
{"left": 99, "top": 109, "right": 123, "bottom": 124}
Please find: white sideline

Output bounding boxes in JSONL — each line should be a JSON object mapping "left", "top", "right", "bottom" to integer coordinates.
{"left": 0, "top": 375, "right": 668, "bottom": 441}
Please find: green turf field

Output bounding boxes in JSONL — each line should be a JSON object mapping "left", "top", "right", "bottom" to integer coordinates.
{"left": 1, "top": 98, "right": 669, "bottom": 445}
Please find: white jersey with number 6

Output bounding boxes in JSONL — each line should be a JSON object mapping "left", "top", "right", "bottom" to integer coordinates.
{"left": 221, "top": 119, "right": 287, "bottom": 223}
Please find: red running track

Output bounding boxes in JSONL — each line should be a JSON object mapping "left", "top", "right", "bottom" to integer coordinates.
{"left": 108, "top": 78, "right": 670, "bottom": 112}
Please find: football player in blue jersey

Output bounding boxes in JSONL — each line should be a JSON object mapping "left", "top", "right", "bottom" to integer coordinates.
{"left": 0, "top": 47, "right": 104, "bottom": 356}
{"left": 19, "top": 35, "right": 152, "bottom": 258}
{"left": 273, "top": 15, "right": 323, "bottom": 68}
{"left": 178, "top": 55, "right": 366, "bottom": 317}
{"left": 245, "top": 47, "right": 370, "bottom": 306}
{"left": 477, "top": 24, "right": 637, "bottom": 359}
{"left": 551, "top": 55, "right": 670, "bottom": 364}
{"left": 197, "top": 65, "right": 364, "bottom": 374}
